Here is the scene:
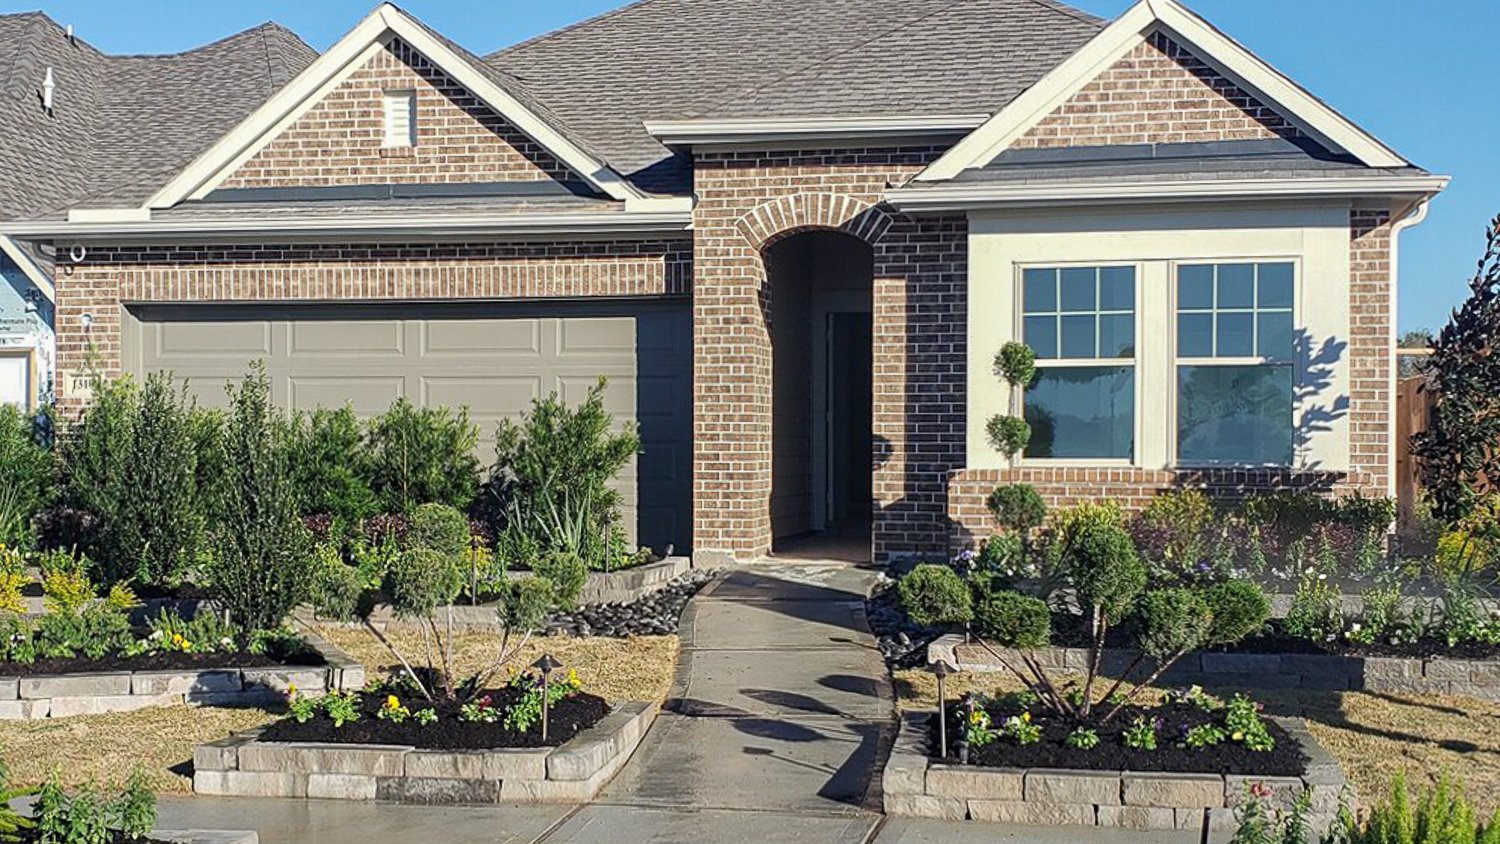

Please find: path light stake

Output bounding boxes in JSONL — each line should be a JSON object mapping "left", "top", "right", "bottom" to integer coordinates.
{"left": 533, "top": 654, "right": 563, "bottom": 742}
{"left": 929, "top": 659, "right": 953, "bottom": 758}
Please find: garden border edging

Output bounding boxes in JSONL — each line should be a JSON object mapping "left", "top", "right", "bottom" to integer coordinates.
{"left": 926, "top": 634, "right": 1500, "bottom": 700}
{"left": 191, "top": 700, "right": 658, "bottom": 804}
{"left": 883, "top": 711, "right": 1349, "bottom": 833}
{"left": 0, "top": 631, "right": 364, "bottom": 720}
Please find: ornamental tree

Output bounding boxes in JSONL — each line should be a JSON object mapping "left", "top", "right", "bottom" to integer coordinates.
{"left": 987, "top": 342, "right": 1036, "bottom": 464}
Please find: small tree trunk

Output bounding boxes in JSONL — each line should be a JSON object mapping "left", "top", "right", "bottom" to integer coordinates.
{"left": 1098, "top": 648, "right": 1192, "bottom": 725}
{"left": 361, "top": 619, "right": 432, "bottom": 701}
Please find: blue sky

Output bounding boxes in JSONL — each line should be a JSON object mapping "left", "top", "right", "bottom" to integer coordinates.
{"left": 3, "top": 0, "right": 1493, "bottom": 334}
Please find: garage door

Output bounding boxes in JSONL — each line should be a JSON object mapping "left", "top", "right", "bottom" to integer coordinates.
{"left": 122, "top": 301, "right": 692, "bottom": 552}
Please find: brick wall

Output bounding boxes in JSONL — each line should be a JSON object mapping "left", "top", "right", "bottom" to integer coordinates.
{"left": 220, "top": 38, "right": 576, "bottom": 189}
{"left": 1349, "top": 209, "right": 1395, "bottom": 495}
{"left": 1014, "top": 31, "right": 1301, "bottom": 149}
{"left": 690, "top": 147, "right": 967, "bottom": 563}
{"left": 53, "top": 239, "right": 691, "bottom": 415}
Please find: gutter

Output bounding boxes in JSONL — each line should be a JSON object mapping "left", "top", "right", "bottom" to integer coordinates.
{"left": 645, "top": 114, "right": 990, "bottom": 148}
{"left": 0, "top": 210, "right": 694, "bottom": 245}
{"left": 1387, "top": 196, "right": 1434, "bottom": 500}
{"left": 885, "top": 175, "right": 1453, "bottom": 212}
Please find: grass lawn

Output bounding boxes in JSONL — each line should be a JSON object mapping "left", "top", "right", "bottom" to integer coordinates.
{"left": 0, "top": 628, "right": 679, "bottom": 794}
{"left": 894, "top": 668, "right": 1500, "bottom": 816}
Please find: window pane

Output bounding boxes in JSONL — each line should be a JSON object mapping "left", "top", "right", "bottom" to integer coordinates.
{"left": 1178, "top": 313, "right": 1214, "bottom": 357}
{"left": 1023, "top": 268, "right": 1057, "bottom": 314}
{"left": 1099, "top": 266, "right": 1135, "bottom": 311}
{"left": 1257, "top": 311, "right": 1294, "bottom": 360}
{"left": 1060, "top": 314, "right": 1096, "bottom": 358}
{"left": 1177, "top": 364, "right": 1293, "bottom": 465}
{"left": 1258, "top": 263, "right": 1294, "bottom": 308}
{"left": 1217, "top": 264, "right": 1255, "bottom": 308}
{"left": 1060, "top": 268, "right": 1097, "bottom": 312}
{"left": 1179, "top": 265, "right": 1215, "bottom": 310}
{"left": 1099, "top": 313, "right": 1135, "bottom": 358}
{"left": 1025, "top": 366, "right": 1135, "bottom": 459}
{"left": 1024, "top": 315, "right": 1058, "bottom": 359}
{"left": 1216, "top": 312, "right": 1254, "bottom": 357}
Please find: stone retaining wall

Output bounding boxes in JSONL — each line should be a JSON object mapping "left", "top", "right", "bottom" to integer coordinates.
{"left": 927, "top": 634, "right": 1500, "bottom": 700}
{"left": 884, "top": 712, "right": 1348, "bottom": 834}
{"left": 0, "top": 631, "right": 363, "bottom": 720}
{"left": 193, "top": 701, "right": 657, "bottom": 804}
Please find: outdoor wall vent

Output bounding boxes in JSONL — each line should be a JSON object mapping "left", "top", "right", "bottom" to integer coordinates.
{"left": 41, "top": 67, "right": 55, "bottom": 114}
{"left": 65, "top": 24, "right": 74, "bottom": 43}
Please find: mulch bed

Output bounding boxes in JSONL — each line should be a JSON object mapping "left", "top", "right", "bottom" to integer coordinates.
{"left": 939, "top": 701, "right": 1307, "bottom": 776}
{"left": 15, "top": 834, "right": 169, "bottom": 844}
{"left": 1, "top": 649, "right": 325, "bottom": 678}
{"left": 258, "top": 686, "right": 610, "bottom": 750}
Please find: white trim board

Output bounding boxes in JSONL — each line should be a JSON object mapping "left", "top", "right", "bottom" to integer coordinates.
{"left": 644, "top": 114, "right": 990, "bottom": 148}
{"left": 133, "top": 3, "right": 645, "bottom": 216}
{"left": 0, "top": 236, "right": 54, "bottom": 302}
{"left": 918, "top": 0, "right": 1411, "bottom": 183}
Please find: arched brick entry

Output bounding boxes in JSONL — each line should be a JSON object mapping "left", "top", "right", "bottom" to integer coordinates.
{"left": 690, "top": 151, "right": 968, "bottom": 566}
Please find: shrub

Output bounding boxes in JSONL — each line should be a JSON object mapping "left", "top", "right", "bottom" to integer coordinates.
{"left": 533, "top": 550, "right": 587, "bottom": 610}
{"left": 1137, "top": 588, "right": 1212, "bottom": 660}
{"left": 1283, "top": 574, "right": 1343, "bottom": 643}
{"left": 0, "top": 755, "right": 33, "bottom": 842}
{"left": 985, "top": 415, "right": 1031, "bottom": 459}
{"left": 291, "top": 405, "right": 377, "bottom": 522}
{"left": 62, "top": 373, "right": 213, "bottom": 587}
{"left": 1204, "top": 580, "right": 1272, "bottom": 645}
{"left": 993, "top": 342, "right": 1037, "bottom": 388}
{"left": 973, "top": 591, "right": 1050, "bottom": 648}
{"left": 365, "top": 397, "right": 480, "bottom": 512}
{"left": 386, "top": 547, "right": 464, "bottom": 620}
{"left": 1060, "top": 516, "right": 1145, "bottom": 626}
{"left": 1131, "top": 489, "right": 1227, "bottom": 583}
{"left": 490, "top": 379, "right": 639, "bottom": 570}
{"left": 986, "top": 484, "right": 1046, "bottom": 534}
{"left": 308, "top": 543, "right": 364, "bottom": 622}
{"left": 1338, "top": 773, "right": 1500, "bottom": 844}
{"left": 406, "top": 503, "right": 472, "bottom": 559}
{"left": 202, "top": 364, "right": 313, "bottom": 638}
{"left": 0, "top": 404, "right": 53, "bottom": 548}
{"left": 897, "top": 564, "right": 973, "bottom": 628}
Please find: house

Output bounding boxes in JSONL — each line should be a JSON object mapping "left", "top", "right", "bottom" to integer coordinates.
{"left": 0, "top": 0, "right": 1446, "bottom": 565}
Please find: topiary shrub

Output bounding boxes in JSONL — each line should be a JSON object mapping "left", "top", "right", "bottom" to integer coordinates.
{"left": 1063, "top": 518, "right": 1146, "bottom": 626}
{"left": 973, "top": 591, "right": 1050, "bottom": 648}
{"left": 386, "top": 547, "right": 464, "bottom": 620}
{"left": 897, "top": 564, "right": 973, "bottom": 628}
{"left": 986, "top": 484, "right": 1046, "bottom": 534}
{"left": 534, "top": 550, "right": 588, "bottom": 609}
{"left": 1136, "top": 588, "right": 1212, "bottom": 661}
{"left": 1204, "top": 580, "right": 1271, "bottom": 645}
{"left": 985, "top": 415, "right": 1031, "bottom": 459}
{"left": 406, "top": 503, "right": 472, "bottom": 559}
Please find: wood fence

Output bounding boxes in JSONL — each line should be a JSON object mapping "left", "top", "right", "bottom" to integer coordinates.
{"left": 1394, "top": 374, "right": 1434, "bottom": 520}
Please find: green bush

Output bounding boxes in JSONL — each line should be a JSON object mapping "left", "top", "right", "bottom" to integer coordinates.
{"left": 1335, "top": 773, "right": 1500, "bottom": 844}
{"left": 499, "top": 576, "right": 554, "bottom": 632}
{"left": 365, "top": 397, "right": 480, "bottom": 512}
{"left": 0, "top": 404, "right": 53, "bottom": 549}
{"left": 291, "top": 405, "right": 376, "bottom": 522}
{"left": 62, "top": 373, "right": 214, "bottom": 587}
{"left": 985, "top": 415, "right": 1031, "bottom": 458}
{"left": 973, "top": 590, "right": 1050, "bottom": 648}
{"left": 1137, "top": 588, "right": 1212, "bottom": 660}
{"left": 1060, "top": 514, "right": 1145, "bottom": 625}
{"left": 308, "top": 543, "right": 364, "bottom": 622}
{"left": 1283, "top": 574, "right": 1343, "bottom": 643}
{"left": 202, "top": 364, "right": 314, "bottom": 637}
{"left": 993, "top": 342, "right": 1037, "bottom": 388}
{"left": 533, "top": 550, "right": 587, "bottom": 609}
{"left": 386, "top": 547, "right": 464, "bottom": 619}
{"left": 897, "top": 564, "right": 973, "bottom": 628}
{"left": 1205, "top": 580, "right": 1271, "bottom": 645}
{"left": 491, "top": 379, "right": 638, "bottom": 571}
{"left": 1132, "top": 489, "right": 1224, "bottom": 582}
{"left": 986, "top": 484, "right": 1046, "bottom": 534}
{"left": 407, "top": 503, "right": 471, "bottom": 559}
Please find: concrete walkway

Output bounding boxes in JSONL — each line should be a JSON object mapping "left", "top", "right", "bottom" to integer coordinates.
{"left": 154, "top": 564, "right": 1180, "bottom": 843}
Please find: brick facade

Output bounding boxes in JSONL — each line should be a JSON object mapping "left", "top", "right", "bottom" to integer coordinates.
{"left": 690, "top": 147, "right": 967, "bottom": 563}
{"left": 53, "top": 239, "right": 691, "bottom": 415}
{"left": 220, "top": 38, "right": 577, "bottom": 190}
{"left": 1014, "top": 32, "right": 1301, "bottom": 149}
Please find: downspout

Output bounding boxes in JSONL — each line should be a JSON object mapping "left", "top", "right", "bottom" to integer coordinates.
{"left": 1386, "top": 197, "right": 1432, "bottom": 500}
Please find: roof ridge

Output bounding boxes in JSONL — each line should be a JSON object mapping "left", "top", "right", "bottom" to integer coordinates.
{"left": 1017, "top": 0, "right": 1108, "bottom": 27}
{"left": 484, "top": 0, "right": 668, "bottom": 60}
{"left": 101, "top": 20, "right": 292, "bottom": 60}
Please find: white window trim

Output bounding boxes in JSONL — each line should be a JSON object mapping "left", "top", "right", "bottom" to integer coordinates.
{"left": 1166, "top": 257, "right": 1304, "bottom": 470}
{"left": 1014, "top": 260, "right": 1143, "bottom": 467}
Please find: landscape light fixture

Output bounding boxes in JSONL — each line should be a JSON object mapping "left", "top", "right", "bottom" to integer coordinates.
{"left": 533, "top": 653, "right": 564, "bottom": 742}
{"left": 929, "top": 659, "right": 954, "bottom": 758}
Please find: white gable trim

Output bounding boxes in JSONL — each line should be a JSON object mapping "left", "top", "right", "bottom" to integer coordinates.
{"left": 918, "top": 0, "right": 1408, "bottom": 183}
{"left": 0, "top": 236, "right": 55, "bottom": 302}
{"left": 140, "top": 3, "right": 643, "bottom": 213}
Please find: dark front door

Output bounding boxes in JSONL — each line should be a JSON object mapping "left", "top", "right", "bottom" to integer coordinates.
{"left": 826, "top": 311, "right": 872, "bottom": 528}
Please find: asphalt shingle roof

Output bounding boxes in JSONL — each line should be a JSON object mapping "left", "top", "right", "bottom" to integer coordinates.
{"left": 0, "top": 11, "right": 315, "bottom": 220}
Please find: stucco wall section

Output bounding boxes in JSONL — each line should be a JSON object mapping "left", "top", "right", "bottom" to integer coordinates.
{"left": 1014, "top": 31, "right": 1302, "bottom": 149}
{"left": 219, "top": 38, "right": 578, "bottom": 189}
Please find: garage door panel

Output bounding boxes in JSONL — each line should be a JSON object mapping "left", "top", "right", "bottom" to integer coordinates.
{"left": 421, "top": 319, "right": 543, "bottom": 357}
{"left": 124, "top": 302, "right": 692, "bottom": 553}
{"left": 288, "top": 321, "right": 404, "bottom": 357}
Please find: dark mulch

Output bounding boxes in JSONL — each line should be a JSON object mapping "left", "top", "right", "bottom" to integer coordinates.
{"left": 941, "top": 701, "right": 1307, "bottom": 777}
{"left": 1, "top": 648, "right": 325, "bottom": 678}
{"left": 258, "top": 686, "right": 610, "bottom": 750}
{"left": 16, "top": 834, "right": 167, "bottom": 844}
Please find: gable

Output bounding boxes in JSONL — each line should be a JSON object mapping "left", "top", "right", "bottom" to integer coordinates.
{"left": 1013, "top": 32, "right": 1301, "bottom": 150}
{"left": 218, "top": 37, "right": 582, "bottom": 191}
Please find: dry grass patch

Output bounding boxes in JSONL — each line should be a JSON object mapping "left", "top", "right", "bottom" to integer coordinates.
{"left": 310, "top": 624, "right": 680, "bottom": 705}
{"left": 0, "top": 705, "right": 275, "bottom": 794}
{"left": 893, "top": 668, "right": 1500, "bottom": 816}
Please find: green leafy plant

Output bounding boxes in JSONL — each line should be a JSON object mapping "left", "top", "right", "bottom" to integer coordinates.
{"left": 0, "top": 404, "right": 54, "bottom": 549}
{"left": 406, "top": 503, "right": 472, "bottom": 559}
{"left": 1231, "top": 783, "right": 1319, "bottom": 844}
{"left": 962, "top": 705, "right": 995, "bottom": 750}
{"left": 985, "top": 484, "right": 1047, "bottom": 534}
{"left": 0, "top": 756, "right": 34, "bottom": 843}
{"left": 365, "top": 397, "right": 480, "bottom": 513}
{"left": 324, "top": 691, "right": 361, "bottom": 728}
{"left": 533, "top": 550, "right": 587, "bottom": 610}
{"left": 1225, "top": 694, "right": 1275, "bottom": 752}
{"left": 1284, "top": 573, "right": 1344, "bottom": 643}
{"left": 987, "top": 341, "right": 1037, "bottom": 462}
{"left": 290, "top": 405, "right": 377, "bottom": 523}
{"left": 111, "top": 766, "right": 156, "bottom": 842}
{"left": 985, "top": 415, "right": 1031, "bottom": 460}
{"left": 1333, "top": 772, "right": 1500, "bottom": 844}
{"left": 1122, "top": 716, "right": 1159, "bottom": 751}
{"left": 999, "top": 712, "right": 1041, "bottom": 745}
{"left": 972, "top": 590, "right": 1049, "bottom": 648}
{"left": 1065, "top": 727, "right": 1100, "bottom": 750}
{"left": 896, "top": 565, "right": 973, "bottom": 628}
{"left": 1131, "top": 489, "right": 1230, "bottom": 583}
{"left": 1183, "top": 723, "right": 1227, "bottom": 749}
